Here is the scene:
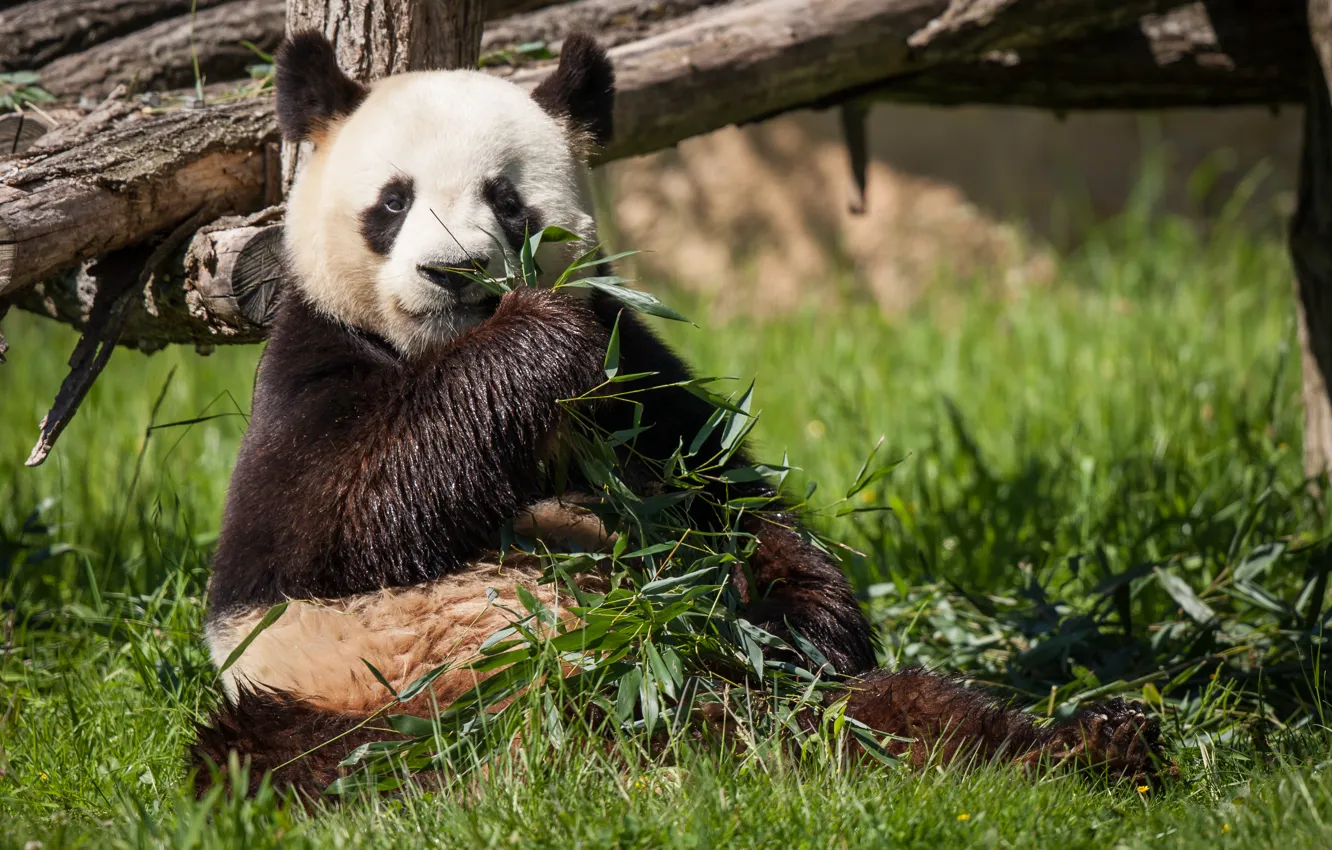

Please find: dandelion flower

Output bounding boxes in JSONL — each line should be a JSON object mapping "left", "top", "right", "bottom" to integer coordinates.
{"left": 1137, "top": 785, "right": 1150, "bottom": 794}
{"left": 1222, "top": 824, "right": 1231, "bottom": 833}
{"left": 957, "top": 813, "right": 970, "bottom": 822}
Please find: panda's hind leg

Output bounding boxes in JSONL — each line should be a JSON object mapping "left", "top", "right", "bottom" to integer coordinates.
{"left": 738, "top": 515, "right": 876, "bottom": 676}
{"left": 1014, "top": 697, "right": 1169, "bottom": 782}
{"left": 839, "top": 668, "right": 1167, "bottom": 782}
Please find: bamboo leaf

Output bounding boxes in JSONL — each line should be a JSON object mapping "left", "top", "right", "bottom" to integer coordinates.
{"left": 604, "top": 311, "right": 623, "bottom": 379}
{"left": 565, "top": 277, "right": 693, "bottom": 323}
{"left": 361, "top": 658, "right": 399, "bottom": 698}
{"left": 216, "top": 602, "right": 289, "bottom": 675}
{"left": 1157, "top": 570, "right": 1217, "bottom": 624}
{"left": 1234, "top": 541, "right": 1286, "bottom": 582}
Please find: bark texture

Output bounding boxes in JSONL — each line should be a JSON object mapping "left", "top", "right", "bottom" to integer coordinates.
{"left": 286, "top": 0, "right": 485, "bottom": 81}
{"left": 1296, "top": 0, "right": 1332, "bottom": 478}
{"left": 482, "top": 0, "right": 730, "bottom": 54}
{"left": 0, "top": 0, "right": 230, "bottom": 71}
{"left": 0, "top": 99, "right": 280, "bottom": 296}
{"left": 38, "top": 0, "right": 285, "bottom": 99}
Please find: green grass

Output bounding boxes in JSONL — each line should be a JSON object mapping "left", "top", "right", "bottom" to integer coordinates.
{"left": 3, "top": 203, "right": 1332, "bottom": 846}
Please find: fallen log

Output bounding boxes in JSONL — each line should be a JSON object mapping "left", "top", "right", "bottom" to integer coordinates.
{"left": 0, "top": 0, "right": 566, "bottom": 74}
{"left": 527, "top": 0, "right": 1183, "bottom": 164}
{"left": 11, "top": 207, "right": 281, "bottom": 350}
{"left": 38, "top": 0, "right": 286, "bottom": 99}
{"left": 0, "top": 99, "right": 280, "bottom": 296}
{"left": 481, "top": 0, "right": 731, "bottom": 54}
{"left": 0, "top": 0, "right": 230, "bottom": 72}
{"left": 2, "top": 0, "right": 1301, "bottom": 336}
{"left": 865, "top": 0, "right": 1307, "bottom": 110}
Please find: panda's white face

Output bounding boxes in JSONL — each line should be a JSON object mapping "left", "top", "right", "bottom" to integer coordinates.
{"left": 285, "top": 71, "right": 599, "bottom": 357}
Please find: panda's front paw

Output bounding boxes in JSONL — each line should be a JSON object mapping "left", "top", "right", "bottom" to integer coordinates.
{"left": 1024, "top": 698, "right": 1171, "bottom": 783}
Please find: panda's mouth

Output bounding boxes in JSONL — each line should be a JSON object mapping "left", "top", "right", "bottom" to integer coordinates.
{"left": 398, "top": 292, "right": 502, "bottom": 322}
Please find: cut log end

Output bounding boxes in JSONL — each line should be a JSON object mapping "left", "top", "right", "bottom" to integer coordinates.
{"left": 185, "top": 213, "right": 286, "bottom": 329}
{"left": 1, "top": 112, "right": 53, "bottom": 157}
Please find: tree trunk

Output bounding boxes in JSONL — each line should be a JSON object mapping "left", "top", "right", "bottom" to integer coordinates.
{"left": 38, "top": 0, "right": 285, "bottom": 99}
{"left": 0, "top": 0, "right": 230, "bottom": 72}
{"left": 1296, "top": 1, "right": 1332, "bottom": 480}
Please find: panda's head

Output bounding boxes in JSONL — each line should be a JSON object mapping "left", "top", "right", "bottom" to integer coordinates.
{"left": 276, "top": 32, "right": 614, "bottom": 356}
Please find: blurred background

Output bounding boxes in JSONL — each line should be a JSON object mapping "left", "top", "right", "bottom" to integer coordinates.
{"left": 602, "top": 104, "right": 1299, "bottom": 315}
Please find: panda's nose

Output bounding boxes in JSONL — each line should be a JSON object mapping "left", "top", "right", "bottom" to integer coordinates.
{"left": 418, "top": 258, "right": 489, "bottom": 294}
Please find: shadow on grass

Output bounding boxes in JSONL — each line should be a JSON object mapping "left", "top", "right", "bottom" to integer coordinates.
{"left": 840, "top": 400, "right": 1332, "bottom": 740}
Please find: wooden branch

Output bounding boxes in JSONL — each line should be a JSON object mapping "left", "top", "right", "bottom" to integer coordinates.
{"left": 0, "top": 0, "right": 230, "bottom": 72}
{"left": 867, "top": 0, "right": 1306, "bottom": 110}
{"left": 24, "top": 208, "right": 211, "bottom": 466}
{"left": 37, "top": 0, "right": 285, "bottom": 99}
{"left": 0, "top": 99, "right": 280, "bottom": 296}
{"left": 1295, "top": 0, "right": 1332, "bottom": 478}
{"left": 840, "top": 101, "right": 870, "bottom": 216}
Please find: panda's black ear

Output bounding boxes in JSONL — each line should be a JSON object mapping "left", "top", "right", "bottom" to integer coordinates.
{"left": 275, "top": 31, "right": 368, "bottom": 143}
{"left": 532, "top": 34, "right": 615, "bottom": 148}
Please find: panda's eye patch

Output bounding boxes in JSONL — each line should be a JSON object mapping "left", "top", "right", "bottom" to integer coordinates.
{"left": 360, "top": 176, "right": 414, "bottom": 256}
{"left": 483, "top": 175, "right": 542, "bottom": 252}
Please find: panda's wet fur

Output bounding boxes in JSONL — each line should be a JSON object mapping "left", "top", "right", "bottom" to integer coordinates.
{"left": 193, "top": 32, "right": 1166, "bottom": 796}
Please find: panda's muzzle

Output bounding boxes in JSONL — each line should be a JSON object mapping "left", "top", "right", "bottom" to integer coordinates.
{"left": 417, "top": 264, "right": 481, "bottom": 295}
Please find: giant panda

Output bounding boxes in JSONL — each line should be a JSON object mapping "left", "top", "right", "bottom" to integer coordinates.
{"left": 192, "top": 32, "right": 1166, "bottom": 795}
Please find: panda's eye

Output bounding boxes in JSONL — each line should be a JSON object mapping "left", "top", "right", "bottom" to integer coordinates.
{"left": 360, "top": 176, "right": 415, "bottom": 256}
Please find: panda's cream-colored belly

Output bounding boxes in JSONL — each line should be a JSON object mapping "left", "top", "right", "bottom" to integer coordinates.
{"left": 207, "top": 499, "right": 611, "bottom": 714}
{"left": 206, "top": 560, "right": 572, "bottom": 714}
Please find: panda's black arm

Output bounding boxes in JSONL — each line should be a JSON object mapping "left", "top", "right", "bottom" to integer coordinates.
{"left": 208, "top": 288, "right": 609, "bottom": 611}
{"left": 588, "top": 297, "right": 876, "bottom": 675}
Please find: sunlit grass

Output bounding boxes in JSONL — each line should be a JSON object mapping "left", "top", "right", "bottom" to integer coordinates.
{"left": 3, "top": 202, "right": 1331, "bottom": 846}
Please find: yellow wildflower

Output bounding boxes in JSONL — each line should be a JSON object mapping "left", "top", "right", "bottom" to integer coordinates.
{"left": 957, "top": 813, "right": 970, "bottom": 822}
